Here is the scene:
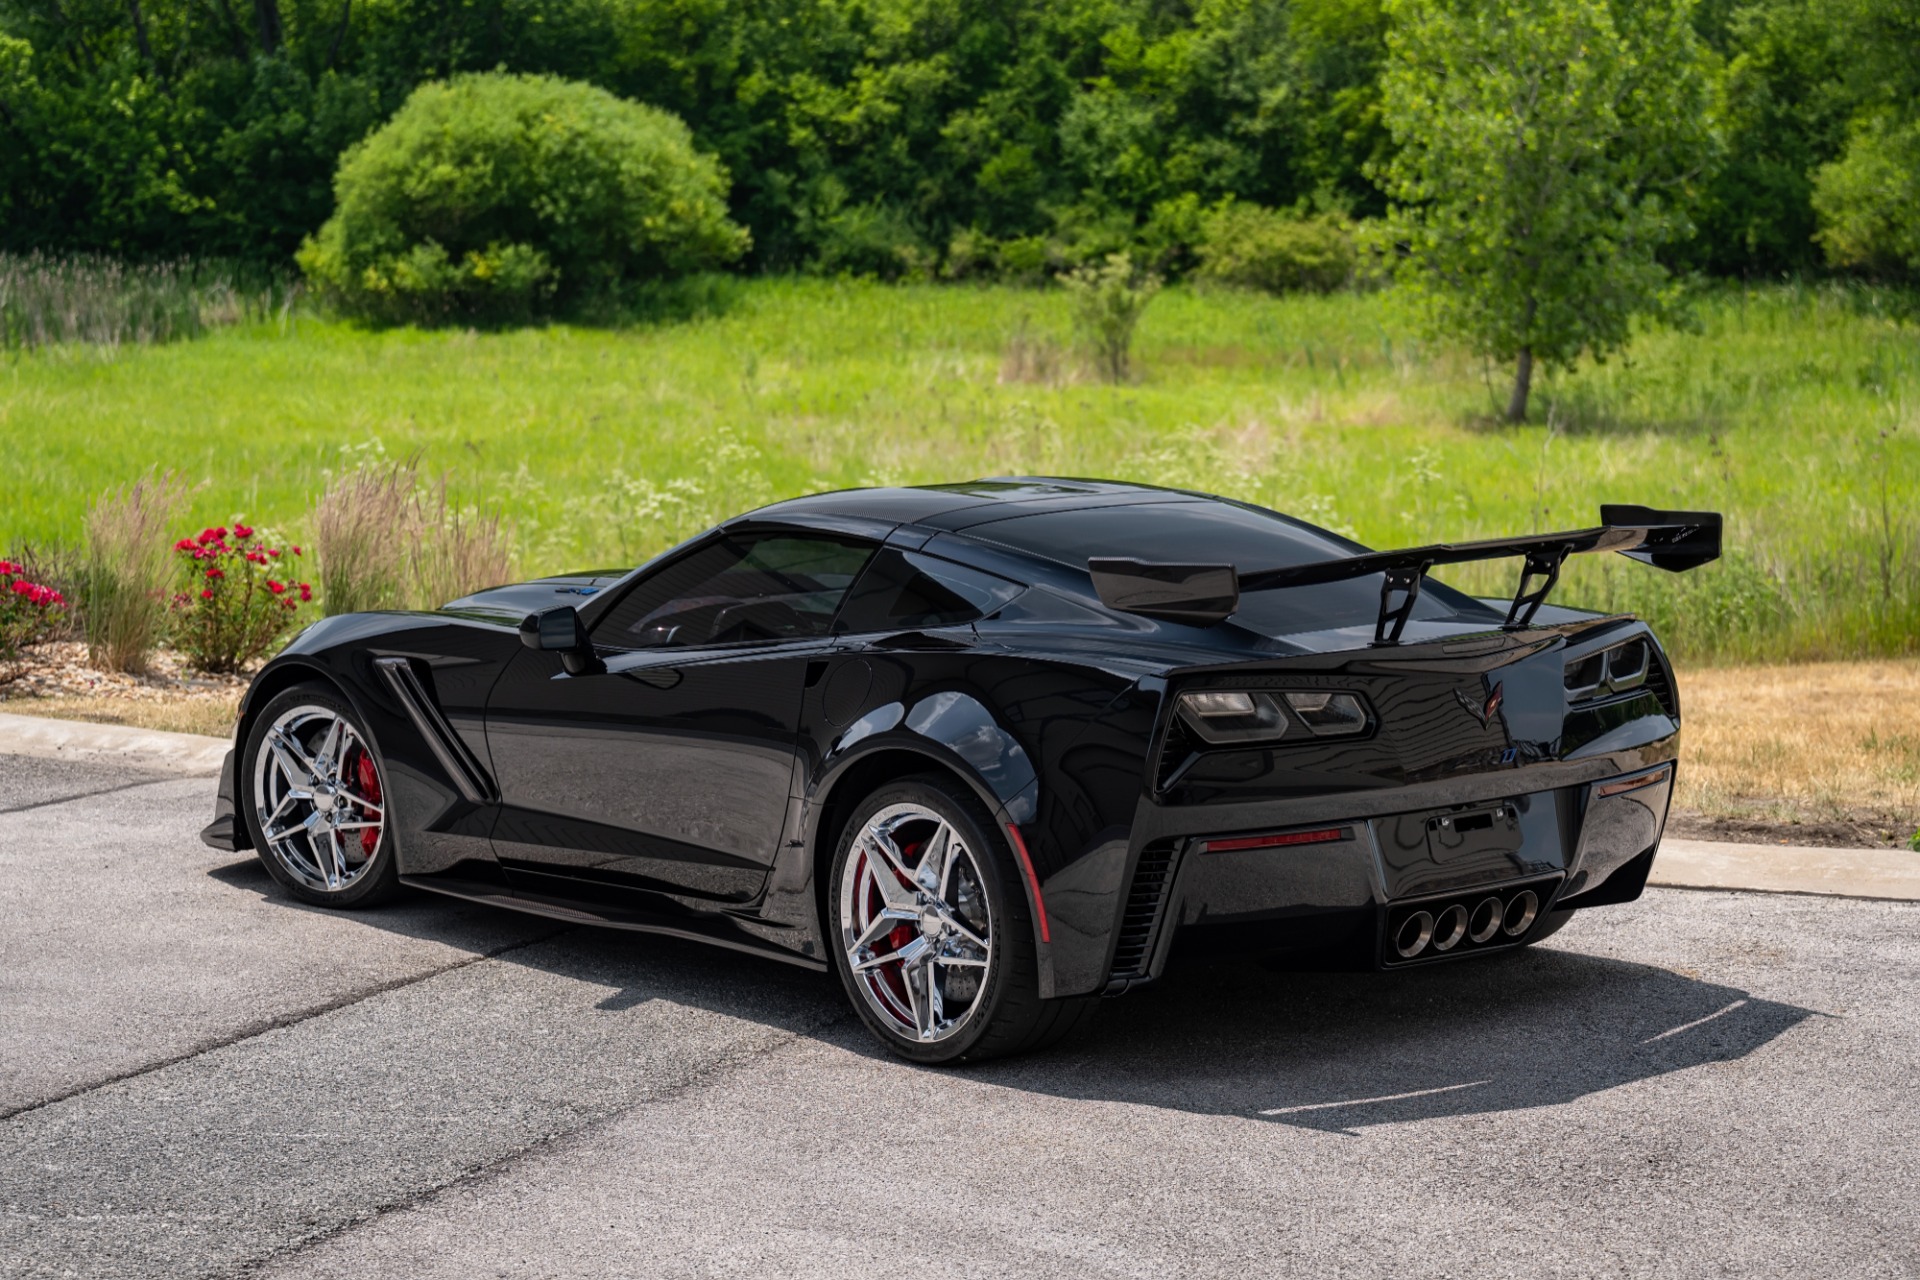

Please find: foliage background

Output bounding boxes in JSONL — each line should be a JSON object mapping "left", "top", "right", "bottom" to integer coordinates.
{"left": 1, "top": 0, "right": 1913, "bottom": 282}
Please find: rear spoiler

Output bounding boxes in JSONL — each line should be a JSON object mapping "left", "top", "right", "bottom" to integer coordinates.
{"left": 1087, "top": 504, "right": 1721, "bottom": 643}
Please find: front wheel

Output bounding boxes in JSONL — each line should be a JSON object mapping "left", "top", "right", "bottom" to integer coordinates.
{"left": 828, "top": 775, "right": 1095, "bottom": 1064}
{"left": 242, "top": 681, "right": 400, "bottom": 908}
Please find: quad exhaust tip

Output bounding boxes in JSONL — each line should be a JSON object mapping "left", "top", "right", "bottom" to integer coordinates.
{"left": 1393, "top": 887, "right": 1546, "bottom": 959}
{"left": 1394, "top": 910, "right": 1434, "bottom": 959}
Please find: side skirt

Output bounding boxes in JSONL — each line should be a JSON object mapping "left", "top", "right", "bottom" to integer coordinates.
{"left": 397, "top": 874, "right": 830, "bottom": 973}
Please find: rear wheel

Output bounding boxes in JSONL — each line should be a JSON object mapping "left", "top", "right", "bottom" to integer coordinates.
{"left": 242, "top": 682, "right": 400, "bottom": 908}
{"left": 828, "top": 775, "right": 1095, "bottom": 1064}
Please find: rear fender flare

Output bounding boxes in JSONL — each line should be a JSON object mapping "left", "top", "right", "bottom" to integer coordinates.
{"left": 760, "top": 692, "right": 1041, "bottom": 963}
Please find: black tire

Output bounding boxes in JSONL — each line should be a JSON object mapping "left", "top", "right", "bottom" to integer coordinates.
{"left": 241, "top": 680, "right": 402, "bottom": 909}
{"left": 827, "top": 773, "right": 1096, "bottom": 1065}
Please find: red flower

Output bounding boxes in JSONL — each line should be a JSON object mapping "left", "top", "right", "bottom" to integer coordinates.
{"left": 205, "top": 567, "right": 225, "bottom": 580}
{"left": 291, "top": 545, "right": 303, "bottom": 556}
{"left": 267, "top": 580, "right": 286, "bottom": 595}
{"left": 0, "top": 560, "right": 19, "bottom": 575}
{"left": 197, "top": 527, "right": 227, "bottom": 546}
{"left": 173, "top": 538, "right": 196, "bottom": 553}
{"left": 201, "top": 588, "right": 215, "bottom": 600}
{"left": 267, "top": 549, "right": 282, "bottom": 559}
{"left": 298, "top": 584, "right": 313, "bottom": 602}
{"left": 233, "top": 524, "right": 254, "bottom": 540}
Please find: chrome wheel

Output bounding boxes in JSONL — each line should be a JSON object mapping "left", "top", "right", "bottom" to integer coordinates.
{"left": 838, "top": 802, "right": 994, "bottom": 1044}
{"left": 251, "top": 704, "right": 386, "bottom": 894}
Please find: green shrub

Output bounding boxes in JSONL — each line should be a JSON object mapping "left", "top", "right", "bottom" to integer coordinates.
{"left": 1813, "top": 116, "right": 1920, "bottom": 280}
{"left": 298, "top": 74, "right": 748, "bottom": 324}
{"left": 1194, "top": 203, "right": 1356, "bottom": 294}
{"left": 1061, "top": 252, "right": 1161, "bottom": 383}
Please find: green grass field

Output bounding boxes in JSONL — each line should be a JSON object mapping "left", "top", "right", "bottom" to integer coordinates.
{"left": 3, "top": 278, "right": 1915, "bottom": 664}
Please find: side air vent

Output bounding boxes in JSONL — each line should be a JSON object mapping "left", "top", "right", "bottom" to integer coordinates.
{"left": 1154, "top": 717, "right": 1197, "bottom": 791}
{"left": 1642, "top": 649, "right": 1678, "bottom": 719}
{"left": 1110, "top": 840, "right": 1181, "bottom": 982}
{"left": 374, "top": 656, "right": 497, "bottom": 804}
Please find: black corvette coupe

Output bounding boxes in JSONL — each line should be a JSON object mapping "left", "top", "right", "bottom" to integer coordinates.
{"left": 204, "top": 479, "right": 1719, "bottom": 1063}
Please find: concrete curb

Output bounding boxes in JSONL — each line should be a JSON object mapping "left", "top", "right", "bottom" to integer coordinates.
{"left": 0, "top": 710, "right": 228, "bottom": 777}
{"left": 1651, "top": 837, "right": 1919, "bottom": 903}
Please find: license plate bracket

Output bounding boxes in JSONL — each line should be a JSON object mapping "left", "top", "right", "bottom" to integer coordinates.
{"left": 1425, "top": 801, "right": 1522, "bottom": 862}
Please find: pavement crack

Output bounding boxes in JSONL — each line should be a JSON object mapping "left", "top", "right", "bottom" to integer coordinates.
{"left": 0, "top": 774, "right": 203, "bottom": 815}
{"left": 226, "top": 1006, "right": 854, "bottom": 1279}
{"left": 0, "top": 927, "right": 572, "bottom": 1122}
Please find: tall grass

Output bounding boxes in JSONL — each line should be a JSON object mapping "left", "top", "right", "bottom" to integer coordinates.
{"left": 312, "top": 462, "right": 415, "bottom": 615}
{"left": 3, "top": 277, "right": 1916, "bottom": 664}
{"left": 83, "top": 471, "right": 193, "bottom": 673}
{"left": 412, "top": 478, "right": 516, "bottom": 607}
{"left": 312, "top": 461, "right": 517, "bottom": 612}
{"left": 0, "top": 254, "right": 296, "bottom": 354}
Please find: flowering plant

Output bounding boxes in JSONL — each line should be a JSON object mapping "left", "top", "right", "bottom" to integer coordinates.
{"left": 0, "top": 557, "right": 67, "bottom": 680}
{"left": 169, "top": 525, "right": 313, "bottom": 673}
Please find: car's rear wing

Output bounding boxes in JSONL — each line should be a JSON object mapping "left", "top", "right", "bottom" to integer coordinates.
{"left": 1087, "top": 504, "right": 1722, "bottom": 643}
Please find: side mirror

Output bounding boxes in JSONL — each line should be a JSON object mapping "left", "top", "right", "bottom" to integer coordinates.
{"left": 519, "top": 606, "right": 605, "bottom": 676}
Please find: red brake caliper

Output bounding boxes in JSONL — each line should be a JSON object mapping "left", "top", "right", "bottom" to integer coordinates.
{"left": 864, "top": 841, "right": 922, "bottom": 1009}
{"left": 353, "top": 749, "right": 383, "bottom": 856}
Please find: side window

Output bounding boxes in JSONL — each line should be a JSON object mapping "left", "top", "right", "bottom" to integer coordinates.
{"left": 592, "top": 533, "right": 876, "bottom": 650}
{"left": 834, "top": 549, "right": 1025, "bottom": 634}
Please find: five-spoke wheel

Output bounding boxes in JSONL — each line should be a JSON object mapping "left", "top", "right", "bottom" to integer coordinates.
{"left": 244, "top": 684, "right": 399, "bottom": 907}
{"left": 839, "top": 801, "right": 995, "bottom": 1044}
{"left": 828, "top": 775, "right": 1097, "bottom": 1064}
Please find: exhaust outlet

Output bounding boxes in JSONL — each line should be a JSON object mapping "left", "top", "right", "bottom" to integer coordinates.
{"left": 1432, "top": 904, "right": 1468, "bottom": 952}
{"left": 1502, "top": 890, "right": 1540, "bottom": 937}
{"left": 1468, "top": 897, "right": 1503, "bottom": 944}
{"left": 1394, "top": 910, "right": 1435, "bottom": 959}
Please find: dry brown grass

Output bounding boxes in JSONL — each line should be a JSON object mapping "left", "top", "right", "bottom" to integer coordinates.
{"left": 1674, "top": 658, "right": 1920, "bottom": 846}
{"left": 2, "top": 693, "right": 239, "bottom": 738}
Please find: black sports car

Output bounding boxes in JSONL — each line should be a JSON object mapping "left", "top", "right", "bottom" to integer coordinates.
{"left": 203, "top": 479, "right": 1719, "bottom": 1063}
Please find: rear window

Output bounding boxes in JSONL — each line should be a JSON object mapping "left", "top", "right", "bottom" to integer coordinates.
{"left": 963, "top": 499, "right": 1494, "bottom": 634}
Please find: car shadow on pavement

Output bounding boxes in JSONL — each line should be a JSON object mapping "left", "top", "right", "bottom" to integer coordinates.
{"left": 208, "top": 860, "right": 1815, "bottom": 1134}
{"left": 976, "top": 944, "right": 1817, "bottom": 1134}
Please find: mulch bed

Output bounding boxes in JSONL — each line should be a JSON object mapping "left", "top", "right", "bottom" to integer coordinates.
{"left": 1, "top": 641, "right": 248, "bottom": 711}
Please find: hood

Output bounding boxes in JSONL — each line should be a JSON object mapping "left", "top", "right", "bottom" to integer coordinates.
{"left": 439, "top": 571, "right": 627, "bottom": 625}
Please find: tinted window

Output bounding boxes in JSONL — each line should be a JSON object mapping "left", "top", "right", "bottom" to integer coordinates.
{"left": 593, "top": 534, "right": 876, "bottom": 649}
{"left": 965, "top": 500, "right": 1495, "bottom": 634}
{"left": 836, "top": 550, "right": 1025, "bottom": 633}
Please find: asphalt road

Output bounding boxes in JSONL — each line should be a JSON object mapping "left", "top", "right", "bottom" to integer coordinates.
{"left": 2, "top": 752, "right": 1916, "bottom": 1279}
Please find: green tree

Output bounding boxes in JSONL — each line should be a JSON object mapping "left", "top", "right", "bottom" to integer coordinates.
{"left": 297, "top": 73, "right": 747, "bottom": 324}
{"left": 1374, "top": 0, "right": 1718, "bottom": 422}
{"left": 1810, "top": 0, "right": 1920, "bottom": 279}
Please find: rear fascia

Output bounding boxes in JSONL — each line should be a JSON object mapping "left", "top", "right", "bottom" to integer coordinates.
{"left": 1096, "top": 618, "right": 1680, "bottom": 988}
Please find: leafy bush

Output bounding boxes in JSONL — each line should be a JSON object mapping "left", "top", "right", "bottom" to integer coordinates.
{"left": 0, "top": 557, "right": 67, "bottom": 681}
{"left": 298, "top": 74, "right": 748, "bottom": 324}
{"left": 169, "top": 525, "right": 312, "bottom": 674}
{"left": 1194, "top": 203, "right": 1357, "bottom": 294}
{"left": 1062, "top": 252, "right": 1161, "bottom": 383}
{"left": 1813, "top": 116, "right": 1920, "bottom": 279}
{"left": 84, "top": 472, "right": 193, "bottom": 674}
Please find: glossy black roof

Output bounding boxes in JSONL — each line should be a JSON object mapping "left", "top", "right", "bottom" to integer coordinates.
{"left": 747, "top": 478, "right": 1169, "bottom": 529}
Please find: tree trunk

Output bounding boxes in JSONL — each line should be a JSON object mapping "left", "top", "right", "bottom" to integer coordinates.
{"left": 327, "top": 0, "right": 352, "bottom": 66}
{"left": 253, "top": 0, "right": 283, "bottom": 54}
{"left": 1507, "top": 346, "right": 1534, "bottom": 423}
